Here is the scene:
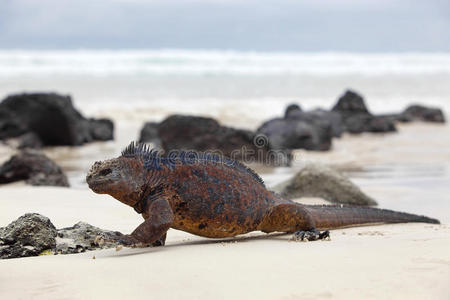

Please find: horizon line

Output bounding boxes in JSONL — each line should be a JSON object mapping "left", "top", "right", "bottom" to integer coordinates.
{"left": 0, "top": 48, "right": 450, "bottom": 55}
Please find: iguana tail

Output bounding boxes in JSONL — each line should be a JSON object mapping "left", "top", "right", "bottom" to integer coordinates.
{"left": 305, "top": 205, "right": 440, "bottom": 229}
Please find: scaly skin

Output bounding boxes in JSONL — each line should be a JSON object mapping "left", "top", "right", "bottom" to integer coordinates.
{"left": 86, "top": 142, "right": 440, "bottom": 247}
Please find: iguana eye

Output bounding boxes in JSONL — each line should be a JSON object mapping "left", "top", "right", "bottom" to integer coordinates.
{"left": 99, "top": 168, "right": 112, "bottom": 176}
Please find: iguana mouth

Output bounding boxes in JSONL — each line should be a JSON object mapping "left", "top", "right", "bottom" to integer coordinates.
{"left": 86, "top": 175, "right": 114, "bottom": 193}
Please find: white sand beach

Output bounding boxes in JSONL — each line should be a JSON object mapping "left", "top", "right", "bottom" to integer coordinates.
{"left": 0, "top": 186, "right": 449, "bottom": 300}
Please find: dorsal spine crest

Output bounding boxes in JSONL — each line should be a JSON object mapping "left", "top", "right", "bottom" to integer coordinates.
{"left": 121, "top": 142, "right": 265, "bottom": 187}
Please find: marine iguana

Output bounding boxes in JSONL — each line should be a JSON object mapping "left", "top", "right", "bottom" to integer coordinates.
{"left": 86, "top": 142, "right": 440, "bottom": 247}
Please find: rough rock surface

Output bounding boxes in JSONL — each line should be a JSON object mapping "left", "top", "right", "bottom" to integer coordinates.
{"left": 345, "top": 114, "right": 397, "bottom": 133}
{"left": 398, "top": 105, "right": 446, "bottom": 123}
{"left": 56, "top": 222, "right": 123, "bottom": 254}
{"left": 0, "top": 109, "right": 27, "bottom": 140}
{"left": 0, "top": 150, "right": 69, "bottom": 187}
{"left": 88, "top": 118, "right": 114, "bottom": 141}
{"left": 331, "top": 90, "right": 370, "bottom": 116}
{"left": 158, "top": 115, "right": 259, "bottom": 157}
{"left": 16, "top": 132, "right": 44, "bottom": 149}
{"left": 157, "top": 115, "right": 290, "bottom": 165}
{"left": 0, "top": 214, "right": 126, "bottom": 259}
{"left": 2, "top": 132, "right": 44, "bottom": 149}
{"left": 139, "top": 121, "right": 162, "bottom": 148}
{"left": 0, "top": 93, "right": 114, "bottom": 146}
{"left": 257, "top": 117, "right": 332, "bottom": 151}
{"left": 275, "top": 163, "right": 377, "bottom": 206}
{"left": 285, "top": 108, "right": 343, "bottom": 138}
{"left": 308, "top": 109, "right": 344, "bottom": 138}
{"left": 0, "top": 213, "right": 57, "bottom": 259}
{"left": 331, "top": 90, "right": 396, "bottom": 134}
{"left": 284, "top": 104, "right": 302, "bottom": 118}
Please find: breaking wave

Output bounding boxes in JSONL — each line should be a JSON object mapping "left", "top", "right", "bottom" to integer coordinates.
{"left": 1, "top": 49, "right": 450, "bottom": 77}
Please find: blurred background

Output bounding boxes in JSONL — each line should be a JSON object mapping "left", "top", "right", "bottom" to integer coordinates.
{"left": 1, "top": 0, "right": 450, "bottom": 122}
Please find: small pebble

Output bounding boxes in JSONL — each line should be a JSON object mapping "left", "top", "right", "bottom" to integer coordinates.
{"left": 94, "top": 235, "right": 105, "bottom": 246}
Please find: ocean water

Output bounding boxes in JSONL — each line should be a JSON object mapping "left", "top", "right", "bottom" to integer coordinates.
{"left": 0, "top": 50, "right": 449, "bottom": 222}
{"left": 2, "top": 50, "right": 450, "bottom": 76}
{"left": 1, "top": 50, "right": 450, "bottom": 126}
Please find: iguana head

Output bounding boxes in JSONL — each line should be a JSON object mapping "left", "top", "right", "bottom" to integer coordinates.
{"left": 86, "top": 156, "right": 147, "bottom": 207}
{"left": 86, "top": 142, "right": 167, "bottom": 207}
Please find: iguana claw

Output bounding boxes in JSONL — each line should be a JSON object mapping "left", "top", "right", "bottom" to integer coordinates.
{"left": 95, "top": 233, "right": 140, "bottom": 247}
{"left": 292, "top": 229, "right": 330, "bottom": 242}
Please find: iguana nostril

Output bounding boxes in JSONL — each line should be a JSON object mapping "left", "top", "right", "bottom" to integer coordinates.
{"left": 99, "top": 168, "right": 112, "bottom": 176}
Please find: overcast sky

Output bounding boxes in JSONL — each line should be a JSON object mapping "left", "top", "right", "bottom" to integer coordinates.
{"left": 0, "top": 0, "right": 449, "bottom": 52}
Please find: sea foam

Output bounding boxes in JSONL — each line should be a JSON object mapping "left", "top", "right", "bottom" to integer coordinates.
{"left": 1, "top": 49, "right": 450, "bottom": 77}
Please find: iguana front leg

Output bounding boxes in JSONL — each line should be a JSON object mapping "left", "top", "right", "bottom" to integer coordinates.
{"left": 102, "top": 197, "right": 174, "bottom": 247}
{"left": 129, "top": 197, "right": 174, "bottom": 245}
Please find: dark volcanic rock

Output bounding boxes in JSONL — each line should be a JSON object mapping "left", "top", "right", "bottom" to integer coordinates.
{"left": 0, "top": 93, "right": 114, "bottom": 146}
{"left": 0, "top": 213, "right": 57, "bottom": 259}
{"left": 0, "top": 150, "right": 69, "bottom": 187}
{"left": 56, "top": 222, "right": 123, "bottom": 254}
{"left": 331, "top": 90, "right": 396, "bottom": 134}
{"left": 284, "top": 104, "right": 302, "bottom": 118}
{"left": 309, "top": 109, "right": 344, "bottom": 138}
{"left": 157, "top": 115, "right": 289, "bottom": 165}
{"left": 0, "top": 109, "right": 27, "bottom": 140}
{"left": 16, "top": 132, "right": 44, "bottom": 149}
{"left": 158, "top": 115, "right": 257, "bottom": 157}
{"left": 398, "top": 105, "right": 446, "bottom": 123}
{"left": 286, "top": 108, "right": 344, "bottom": 138}
{"left": 139, "top": 122, "right": 162, "bottom": 148}
{"left": 0, "top": 214, "right": 127, "bottom": 258}
{"left": 257, "top": 117, "right": 332, "bottom": 151}
{"left": 88, "top": 118, "right": 114, "bottom": 141}
{"left": 275, "top": 163, "right": 377, "bottom": 206}
{"left": 332, "top": 90, "right": 370, "bottom": 116}
{"left": 345, "top": 114, "right": 397, "bottom": 134}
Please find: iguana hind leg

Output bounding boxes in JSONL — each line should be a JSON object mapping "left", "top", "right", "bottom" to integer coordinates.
{"left": 258, "top": 202, "right": 329, "bottom": 241}
{"left": 259, "top": 202, "right": 315, "bottom": 233}
{"left": 151, "top": 233, "right": 167, "bottom": 247}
